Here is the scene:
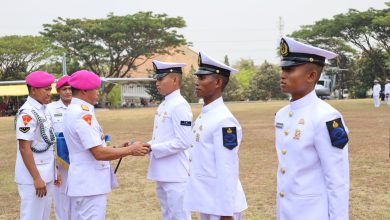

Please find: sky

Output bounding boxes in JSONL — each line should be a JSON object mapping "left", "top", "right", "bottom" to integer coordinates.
{"left": 0, "top": 0, "right": 388, "bottom": 65}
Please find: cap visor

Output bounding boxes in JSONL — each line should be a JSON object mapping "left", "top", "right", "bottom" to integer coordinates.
{"left": 154, "top": 73, "right": 169, "bottom": 80}
{"left": 195, "top": 69, "right": 215, "bottom": 75}
{"left": 279, "top": 60, "right": 307, "bottom": 68}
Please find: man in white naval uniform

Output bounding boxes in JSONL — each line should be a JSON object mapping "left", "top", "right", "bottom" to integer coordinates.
{"left": 63, "top": 70, "right": 150, "bottom": 219}
{"left": 147, "top": 60, "right": 193, "bottom": 220}
{"left": 373, "top": 79, "right": 381, "bottom": 107}
{"left": 45, "top": 75, "right": 72, "bottom": 220}
{"left": 275, "top": 36, "right": 350, "bottom": 220}
{"left": 184, "top": 52, "right": 247, "bottom": 220}
{"left": 15, "top": 71, "right": 61, "bottom": 220}
{"left": 384, "top": 79, "right": 390, "bottom": 105}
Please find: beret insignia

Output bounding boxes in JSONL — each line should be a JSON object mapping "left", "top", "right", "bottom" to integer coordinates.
{"left": 326, "top": 118, "right": 348, "bottom": 149}
{"left": 22, "top": 115, "right": 32, "bottom": 126}
{"left": 280, "top": 38, "right": 289, "bottom": 56}
{"left": 222, "top": 127, "right": 238, "bottom": 150}
{"left": 82, "top": 114, "right": 92, "bottom": 126}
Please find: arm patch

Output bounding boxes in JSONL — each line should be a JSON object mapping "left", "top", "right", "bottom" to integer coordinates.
{"left": 326, "top": 118, "right": 348, "bottom": 149}
{"left": 222, "top": 127, "right": 238, "bottom": 150}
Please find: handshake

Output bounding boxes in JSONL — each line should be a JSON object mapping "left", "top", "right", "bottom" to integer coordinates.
{"left": 116, "top": 140, "right": 151, "bottom": 156}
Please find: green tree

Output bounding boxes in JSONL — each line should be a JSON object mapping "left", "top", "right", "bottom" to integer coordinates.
{"left": 234, "top": 59, "right": 257, "bottom": 90}
{"left": 0, "top": 35, "right": 52, "bottom": 80}
{"left": 223, "top": 75, "right": 242, "bottom": 101}
{"left": 41, "top": 12, "right": 187, "bottom": 106}
{"left": 245, "top": 61, "right": 287, "bottom": 100}
{"left": 181, "top": 65, "right": 198, "bottom": 103}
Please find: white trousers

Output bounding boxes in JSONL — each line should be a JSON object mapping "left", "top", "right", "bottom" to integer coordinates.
{"left": 373, "top": 95, "right": 380, "bottom": 107}
{"left": 156, "top": 181, "right": 191, "bottom": 220}
{"left": 54, "top": 166, "right": 70, "bottom": 220}
{"left": 200, "top": 212, "right": 242, "bottom": 220}
{"left": 386, "top": 96, "right": 390, "bottom": 105}
{"left": 18, "top": 182, "right": 54, "bottom": 220}
{"left": 70, "top": 194, "right": 107, "bottom": 220}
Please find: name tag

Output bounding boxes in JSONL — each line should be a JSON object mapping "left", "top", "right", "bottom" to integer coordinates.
{"left": 276, "top": 122, "right": 284, "bottom": 129}
{"left": 180, "top": 121, "right": 191, "bottom": 126}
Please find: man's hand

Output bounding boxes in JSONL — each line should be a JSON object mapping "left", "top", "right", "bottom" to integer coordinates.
{"left": 220, "top": 216, "right": 234, "bottom": 220}
{"left": 127, "top": 142, "right": 150, "bottom": 156}
{"left": 34, "top": 177, "right": 47, "bottom": 198}
{"left": 54, "top": 170, "right": 62, "bottom": 186}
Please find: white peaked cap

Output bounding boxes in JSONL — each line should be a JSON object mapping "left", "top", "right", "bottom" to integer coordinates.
{"left": 196, "top": 51, "right": 238, "bottom": 75}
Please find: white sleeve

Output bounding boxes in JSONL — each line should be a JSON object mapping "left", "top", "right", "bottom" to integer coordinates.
{"left": 75, "top": 114, "right": 102, "bottom": 150}
{"left": 314, "top": 113, "right": 349, "bottom": 220}
{"left": 16, "top": 110, "right": 37, "bottom": 141}
{"left": 213, "top": 118, "right": 242, "bottom": 216}
{"left": 151, "top": 104, "right": 193, "bottom": 159}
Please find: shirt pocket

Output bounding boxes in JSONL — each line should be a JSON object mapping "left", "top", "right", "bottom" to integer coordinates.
{"left": 34, "top": 155, "right": 53, "bottom": 165}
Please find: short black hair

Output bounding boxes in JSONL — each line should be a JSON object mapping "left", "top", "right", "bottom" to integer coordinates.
{"left": 27, "top": 85, "right": 32, "bottom": 94}
{"left": 212, "top": 74, "right": 230, "bottom": 91}
{"left": 71, "top": 87, "right": 81, "bottom": 95}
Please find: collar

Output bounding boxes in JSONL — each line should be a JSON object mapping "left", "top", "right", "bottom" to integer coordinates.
{"left": 71, "top": 97, "right": 94, "bottom": 111}
{"left": 27, "top": 96, "right": 45, "bottom": 111}
{"left": 164, "top": 89, "right": 181, "bottom": 102}
{"left": 290, "top": 90, "right": 318, "bottom": 110}
{"left": 57, "top": 99, "right": 68, "bottom": 109}
{"left": 202, "top": 96, "right": 224, "bottom": 113}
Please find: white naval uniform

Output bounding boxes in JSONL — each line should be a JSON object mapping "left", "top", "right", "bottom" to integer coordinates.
{"left": 147, "top": 89, "right": 193, "bottom": 220}
{"left": 275, "top": 90, "right": 349, "bottom": 220}
{"left": 46, "top": 100, "right": 70, "bottom": 220}
{"left": 384, "top": 83, "right": 390, "bottom": 105}
{"left": 373, "top": 84, "right": 381, "bottom": 107}
{"left": 63, "top": 98, "right": 118, "bottom": 220}
{"left": 184, "top": 97, "right": 247, "bottom": 219}
{"left": 15, "top": 96, "right": 55, "bottom": 220}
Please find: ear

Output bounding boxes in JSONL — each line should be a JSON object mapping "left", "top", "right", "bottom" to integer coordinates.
{"left": 306, "top": 68, "right": 318, "bottom": 84}
{"left": 215, "top": 76, "right": 223, "bottom": 89}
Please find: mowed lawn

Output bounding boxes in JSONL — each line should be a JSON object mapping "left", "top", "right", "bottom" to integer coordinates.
{"left": 0, "top": 99, "right": 389, "bottom": 220}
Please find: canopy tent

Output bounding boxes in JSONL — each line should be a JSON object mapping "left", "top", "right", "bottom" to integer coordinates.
{"left": 0, "top": 84, "right": 57, "bottom": 96}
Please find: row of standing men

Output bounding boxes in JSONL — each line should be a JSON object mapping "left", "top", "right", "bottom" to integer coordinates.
{"left": 372, "top": 79, "right": 390, "bottom": 107}
{"left": 15, "top": 36, "right": 350, "bottom": 220}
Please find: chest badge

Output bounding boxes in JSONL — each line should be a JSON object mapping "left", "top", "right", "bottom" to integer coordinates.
{"left": 298, "top": 118, "right": 305, "bottom": 125}
{"left": 82, "top": 114, "right": 92, "bottom": 126}
{"left": 293, "top": 129, "right": 301, "bottom": 140}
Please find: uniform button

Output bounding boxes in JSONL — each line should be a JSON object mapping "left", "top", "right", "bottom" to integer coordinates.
{"left": 289, "top": 111, "right": 293, "bottom": 117}
{"left": 188, "top": 172, "right": 191, "bottom": 176}
{"left": 284, "top": 130, "right": 289, "bottom": 136}
{"left": 280, "top": 168, "right": 286, "bottom": 174}
{"left": 281, "top": 149, "right": 287, "bottom": 155}
{"left": 40, "top": 160, "right": 44, "bottom": 163}
{"left": 189, "top": 156, "right": 192, "bottom": 162}
{"left": 280, "top": 192, "right": 285, "bottom": 197}
{"left": 190, "top": 144, "right": 193, "bottom": 148}
{"left": 155, "top": 125, "right": 158, "bottom": 129}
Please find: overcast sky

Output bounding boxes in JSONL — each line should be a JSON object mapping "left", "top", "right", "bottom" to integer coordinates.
{"left": 0, "top": 0, "right": 387, "bottom": 65}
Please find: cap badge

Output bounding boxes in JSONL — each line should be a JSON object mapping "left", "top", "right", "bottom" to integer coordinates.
{"left": 280, "top": 39, "right": 289, "bottom": 56}
{"left": 309, "top": 57, "right": 314, "bottom": 62}
{"left": 216, "top": 69, "right": 220, "bottom": 74}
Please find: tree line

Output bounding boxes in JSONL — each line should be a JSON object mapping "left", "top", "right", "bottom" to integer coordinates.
{"left": 1, "top": 4, "right": 389, "bottom": 105}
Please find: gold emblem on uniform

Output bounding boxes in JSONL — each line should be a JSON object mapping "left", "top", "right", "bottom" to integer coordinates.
{"left": 280, "top": 39, "right": 289, "bottom": 56}
{"left": 298, "top": 118, "right": 305, "bottom": 124}
{"left": 196, "top": 133, "right": 200, "bottom": 142}
{"left": 81, "top": 104, "right": 89, "bottom": 111}
{"left": 332, "top": 120, "right": 339, "bottom": 128}
{"left": 309, "top": 57, "right": 314, "bottom": 62}
{"left": 284, "top": 130, "right": 289, "bottom": 136}
{"left": 293, "top": 129, "right": 301, "bottom": 140}
{"left": 289, "top": 111, "right": 293, "bottom": 117}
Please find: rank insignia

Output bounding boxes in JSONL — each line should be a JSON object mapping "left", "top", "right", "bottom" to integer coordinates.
{"left": 180, "top": 121, "right": 191, "bottom": 126}
{"left": 326, "top": 118, "right": 348, "bottom": 149}
{"left": 293, "top": 129, "right": 301, "bottom": 140}
{"left": 81, "top": 104, "right": 89, "bottom": 111}
{"left": 22, "top": 115, "right": 32, "bottom": 126}
{"left": 298, "top": 118, "right": 305, "bottom": 125}
{"left": 222, "top": 127, "right": 238, "bottom": 150}
{"left": 275, "top": 122, "right": 284, "bottom": 129}
{"left": 82, "top": 114, "right": 92, "bottom": 126}
{"left": 19, "top": 127, "right": 30, "bottom": 133}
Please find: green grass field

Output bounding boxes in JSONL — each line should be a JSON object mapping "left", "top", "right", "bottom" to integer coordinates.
{"left": 1, "top": 99, "right": 389, "bottom": 219}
